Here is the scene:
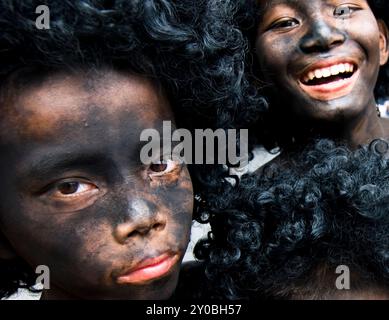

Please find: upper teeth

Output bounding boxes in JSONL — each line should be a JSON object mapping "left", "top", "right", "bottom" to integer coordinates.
{"left": 303, "top": 63, "right": 355, "bottom": 83}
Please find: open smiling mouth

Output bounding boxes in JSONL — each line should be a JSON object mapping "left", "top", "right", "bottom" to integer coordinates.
{"left": 299, "top": 62, "right": 359, "bottom": 101}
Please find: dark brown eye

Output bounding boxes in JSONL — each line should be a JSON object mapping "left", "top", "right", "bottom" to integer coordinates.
{"left": 270, "top": 18, "right": 299, "bottom": 30}
{"left": 52, "top": 180, "right": 97, "bottom": 197}
{"left": 41, "top": 178, "right": 101, "bottom": 211}
{"left": 58, "top": 182, "right": 80, "bottom": 195}
{"left": 149, "top": 163, "right": 168, "bottom": 173}
{"left": 334, "top": 5, "right": 359, "bottom": 18}
{"left": 148, "top": 159, "right": 181, "bottom": 180}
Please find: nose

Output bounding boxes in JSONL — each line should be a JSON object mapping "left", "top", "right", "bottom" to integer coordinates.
{"left": 299, "top": 19, "right": 346, "bottom": 54}
{"left": 114, "top": 198, "right": 167, "bottom": 244}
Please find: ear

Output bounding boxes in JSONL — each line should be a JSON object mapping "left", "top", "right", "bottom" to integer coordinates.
{"left": 0, "top": 232, "right": 17, "bottom": 259}
{"left": 378, "top": 20, "right": 389, "bottom": 66}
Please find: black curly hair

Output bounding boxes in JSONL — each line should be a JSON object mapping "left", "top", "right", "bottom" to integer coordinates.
{"left": 193, "top": 139, "right": 389, "bottom": 299}
{"left": 0, "top": 0, "right": 200, "bottom": 114}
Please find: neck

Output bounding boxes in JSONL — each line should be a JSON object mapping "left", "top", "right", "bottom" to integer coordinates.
{"left": 288, "top": 99, "right": 385, "bottom": 150}
{"left": 338, "top": 100, "right": 384, "bottom": 149}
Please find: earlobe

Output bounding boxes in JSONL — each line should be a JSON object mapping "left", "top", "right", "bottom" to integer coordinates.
{"left": 378, "top": 20, "right": 389, "bottom": 66}
{"left": 0, "top": 232, "right": 17, "bottom": 259}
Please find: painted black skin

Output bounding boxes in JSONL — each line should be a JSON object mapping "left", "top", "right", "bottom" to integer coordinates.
{"left": 255, "top": 0, "right": 389, "bottom": 150}
{"left": 0, "top": 0, "right": 271, "bottom": 300}
{"left": 0, "top": 0, "right": 197, "bottom": 300}
{"left": 164, "top": 0, "right": 389, "bottom": 151}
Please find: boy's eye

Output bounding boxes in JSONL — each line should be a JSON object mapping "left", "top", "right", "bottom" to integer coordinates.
{"left": 149, "top": 163, "right": 168, "bottom": 173}
{"left": 58, "top": 182, "right": 79, "bottom": 194}
{"left": 269, "top": 18, "right": 299, "bottom": 30}
{"left": 148, "top": 159, "right": 181, "bottom": 178}
{"left": 52, "top": 180, "right": 98, "bottom": 198}
{"left": 334, "top": 4, "right": 359, "bottom": 17}
{"left": 37, "top": 177, "right": 103, "bottom": 212}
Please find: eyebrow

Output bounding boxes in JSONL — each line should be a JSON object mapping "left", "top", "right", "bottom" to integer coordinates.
{"left": 21, "top": 137, "right": 159, "bottom": 182}
{"left": 261, "top": 0, "right": 299, "bottom": 8}
{"left": 22, "top": 151, "right": 118, "bottom": 182}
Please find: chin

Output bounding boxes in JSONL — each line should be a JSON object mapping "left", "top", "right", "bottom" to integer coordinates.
{"left": 291, "top": 95, "right": 367, "bottom": 122}
{"left": 138, "top": 269, "right": 180, "bottom": 300}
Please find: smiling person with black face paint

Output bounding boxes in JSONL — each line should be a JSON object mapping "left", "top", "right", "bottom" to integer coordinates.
{"left": 162, "top": 0, "right": 389, "bottom": 301}
{"left": 254, "top": 0, "right": 389, "bottom": 152}
{"left": 0, "top": 0, "right": 195, "bottom": 300}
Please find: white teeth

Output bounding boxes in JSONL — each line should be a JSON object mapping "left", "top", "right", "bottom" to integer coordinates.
{"left": 315, "top": 69, "right": 323, "bottom": 79}
{"left": 330, "top": 65, "right": 339, "bottom": 75}
{"left": 322, "top": 68, "right": 331, "bottom": 78}
{"left": 302, "top": 62, "right": 355, "bottom": 83}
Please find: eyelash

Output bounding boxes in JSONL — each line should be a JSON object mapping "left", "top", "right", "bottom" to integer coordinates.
{"left": 269, "top": 18, "right": 299, "bottom": 30}
{"left": 44, "top": 178, "right": 98, "bottom": 199}
{"left": 333, "top": 4, "right": 361, "bottom": 18}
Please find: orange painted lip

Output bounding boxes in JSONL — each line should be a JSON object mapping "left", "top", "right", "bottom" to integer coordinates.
{"left": 298, "top": 68, "right": 359, "bottom": 101}
{"left": 116, "top": 253, "right": 180, "bottom": 285}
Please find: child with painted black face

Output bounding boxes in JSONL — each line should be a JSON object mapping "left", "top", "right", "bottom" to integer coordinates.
{"left": 0, "top": 0, "right": 194, "bottom": 300}
{"left": 254, "top": 0, "right": 389, "bottom": 150}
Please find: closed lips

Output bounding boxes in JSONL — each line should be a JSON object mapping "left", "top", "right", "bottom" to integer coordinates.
{"left": 116, "top": 253, "right": 180, "bottom": 285}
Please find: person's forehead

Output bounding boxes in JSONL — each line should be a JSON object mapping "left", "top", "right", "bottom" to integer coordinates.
{"left": 257, "top": 0, "right": 300, "bottom": 7}
{"left": 1, "top": 71, "right": 173, "bottom": 142}
{"left": 256, "top": 0, "right": 310, "bottom": 16}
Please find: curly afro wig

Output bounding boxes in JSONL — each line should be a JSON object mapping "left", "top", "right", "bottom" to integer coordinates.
{"left": 194, "top": 139, "right": 389, "bottom": 299}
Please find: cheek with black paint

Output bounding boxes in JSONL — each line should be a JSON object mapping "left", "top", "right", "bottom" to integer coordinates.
{"left": 0, "top": 71, "right": 194, "bottom": 299}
